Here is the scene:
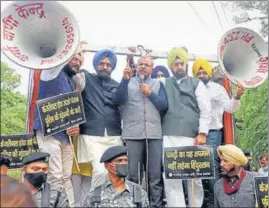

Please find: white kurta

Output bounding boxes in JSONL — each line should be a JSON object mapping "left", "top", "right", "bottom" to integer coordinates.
{"left": 77, "top": 129, "right": 122, "bottom": 190}
{"left": 163, "top": 136, "right": 204, "bottom": 208}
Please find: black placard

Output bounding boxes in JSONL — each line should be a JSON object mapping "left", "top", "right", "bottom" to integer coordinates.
{"left": 254, "top": 177, "right": 268, "bottom": 208}
{"left": 164, "top": 145, "right": 215, "bottom": 179}
{"left": 36, "top": 91, "right": 86, "bottom": 137}
{"left": 0, "top": 133, "right": 39, "bottom": 169}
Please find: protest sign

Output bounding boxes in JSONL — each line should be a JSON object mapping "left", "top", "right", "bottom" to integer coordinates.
{"left": 254, "top": 177, "right": 268, "bottom": 208}
{"left": 164, "top": 145, "right": 214, "bottom": 179}
{"left": 36, "top": 91, "right": 86, "bottom": 137}
{"left": 0, "top": 133, "right": 39, "bottom": 168}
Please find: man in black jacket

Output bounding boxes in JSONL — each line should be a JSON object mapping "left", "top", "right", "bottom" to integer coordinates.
{"left": 71, "top": 49, "right": 122, "bottom": 191}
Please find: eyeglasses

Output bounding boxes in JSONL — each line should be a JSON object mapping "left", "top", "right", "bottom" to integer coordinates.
{"left": 99, "top": 62, "right": 112, "bottom": 68}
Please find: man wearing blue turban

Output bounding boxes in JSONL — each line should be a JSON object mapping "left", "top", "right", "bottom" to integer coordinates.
{"left": 151, "top": 65, "right": 170, "bottom": 79}
{"left": 72, "top": 49, "right": 123, "bottom": 191}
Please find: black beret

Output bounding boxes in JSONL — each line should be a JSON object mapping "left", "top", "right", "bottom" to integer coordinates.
{"left": 0, "top": 155, "right": 12, "bottom": 167}
{"left": 22, "top": 152, "right": 50, "bottom": 165}
{"left": 243, "top": 149, "right": 252, "bottom": 157}
{"left": 100, "top": 146, "right": 128, "bottom": 163}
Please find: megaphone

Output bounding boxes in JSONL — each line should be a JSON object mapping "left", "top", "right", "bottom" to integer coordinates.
{"left": 1, "top": 1, "right": 80, "bottom": 70}
{"left": 213, "top": 27, "right": 268, "bottom": 88}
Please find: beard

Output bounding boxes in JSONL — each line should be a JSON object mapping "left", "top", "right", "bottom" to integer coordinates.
{"left": 221, "top": 166, "right": 236, "bottom": 177}
{"left": 173, "top": 70, "right": 186, "bottom": 80}
{"left": 97, "top": 70, "right": 111, "bottom": 81}
{"left": 63, "top": 65, "right": 77, "bottom": 77}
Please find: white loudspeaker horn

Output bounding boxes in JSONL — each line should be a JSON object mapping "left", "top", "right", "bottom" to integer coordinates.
{"left": 214, "top": 27, "right": 268, "bottom": 88}
{"left": 1, "top": 1, "right": 80, "bottom": 70}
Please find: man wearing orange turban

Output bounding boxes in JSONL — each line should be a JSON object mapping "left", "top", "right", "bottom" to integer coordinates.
{"left": 192, "top": 58, "right": 245, "bottom": 207}
{"left": 214, "top": 144, "right": 260, "bottom": 207}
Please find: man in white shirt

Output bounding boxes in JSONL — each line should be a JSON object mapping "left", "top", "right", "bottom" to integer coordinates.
{"left": 258, "top": 154, "right": 268, "bottom": 177}
{"left": 161, "top": 47, "right": 212, "bottom": 207}
{"left": 192, "top": 58, "right": 244, "bottom": 207}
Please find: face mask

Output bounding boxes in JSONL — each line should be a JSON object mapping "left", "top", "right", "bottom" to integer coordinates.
{"left": 97, "top": 70, "right": 110, "bottom": 81}
{"left": 200, "top": 77, "right": 210, "bottom": 85}
{"left": 109, "top": 163, "right": 129, "bottom": 178}
{"left": 24, "top": 172, "right": 47, "bottom": 189}
{"left": 173, "top": 70, "right": 186, "bottom": 80}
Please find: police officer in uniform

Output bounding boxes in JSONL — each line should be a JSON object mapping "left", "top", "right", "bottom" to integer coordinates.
{"left": 21, "top": 152, "right": 69, "bottom": 207}
{"left": 83, "top": 146, "right": 149, "bottom": 207}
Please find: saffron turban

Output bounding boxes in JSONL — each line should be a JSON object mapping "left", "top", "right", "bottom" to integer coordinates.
{"left": 167, "top": 47, "right": 188, "bottom": 69}
{"left": 217, "top": 144, "right": 248, "bottom": 166}
{"left": 192, "top": 58, "right": 213, "bottom": 77}
{"left": 93, "top": 49, "right": 117, "bottom": 71}
{"left": 152, "top": 65, "right": 170, "bottom": 78}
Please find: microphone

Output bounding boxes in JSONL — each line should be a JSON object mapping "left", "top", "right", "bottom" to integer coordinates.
{"left": 139, "top": 74, "right": 145, "bottom": 83}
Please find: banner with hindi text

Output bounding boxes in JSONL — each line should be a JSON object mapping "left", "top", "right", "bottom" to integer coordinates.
{"left": 0, "top": 133, "right": 39, "bottom": 169}
{"left": 254, "top": 177, "right": 268, "bottom": 208}
{"left": 164, "top": 145, "right": 215, "bottom": 180}
{"left": 36, "top": 91, "right": 86, "bottom": 137}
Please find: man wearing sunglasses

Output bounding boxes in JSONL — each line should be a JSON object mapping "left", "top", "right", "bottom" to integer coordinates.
{"left": 161, "top": 47, "right": 212, "bottom": 208}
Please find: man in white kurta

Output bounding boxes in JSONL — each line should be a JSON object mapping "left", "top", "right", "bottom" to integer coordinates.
{"left": 161, "top": 47, "right": 212, "bottom": 207}
{"left": 192, "top": 58, "right": 244, "bottom": 207}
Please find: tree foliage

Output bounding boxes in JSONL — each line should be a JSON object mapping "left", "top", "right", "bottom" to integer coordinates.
{"left": 1, "top": 62, "right": 27, "bottom": 135}
{"left": 225, "top": 1, "right": 268, "bottom": 38}
{"left": 234, "top": 80, "right": 268, "bottom": 164}
{"left": 225, "top": 1, "right": 269, "bottom": 164}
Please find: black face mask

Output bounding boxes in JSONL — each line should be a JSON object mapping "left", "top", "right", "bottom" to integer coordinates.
{"left": 109, "top": 164, "right": 129, "bottom": 178}
{"left": 200, "top": 77, "right": 210, "bottom": 85}
{"left": 97, "top": 70, "right": 110, "bottom": 81}
{"left": 24, "top": 172, "right": 47, "bottom": 189}
{"left": 173, "top": 70, "right": 186, "bottom": 80}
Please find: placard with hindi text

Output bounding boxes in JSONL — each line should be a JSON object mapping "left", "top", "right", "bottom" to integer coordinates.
{"left": 254, "top": 177, "right": 268, "bottom": 208}
{"left": 0, "top": 133, "right": 39, "bottom": 169}
{"left": 36, "top": 91, "right": 86, "bottom": 137}
{"left": 164, "top": 145, "right": 215, "bottom": 180}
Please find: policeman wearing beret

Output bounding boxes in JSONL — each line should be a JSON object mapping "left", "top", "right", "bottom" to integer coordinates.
{"left": 21, "top": 152, "right": 69, "bottom": 207}
{"left": 0, "top": 155, "right": 11, "bottom": 176}
{"left": 83, "top": 146, "right": 149, "bottom": 207}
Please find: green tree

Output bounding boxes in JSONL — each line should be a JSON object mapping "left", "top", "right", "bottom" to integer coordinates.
{"left": 227, "top": 1, "right": 268, "bottom": 164}
{"left": 1, "top": 62, "right": 27, "bottom": 135}
{"left": 225, "top": 1, "right": 268, "bottom": 38}
{"left": 234, "top": 80, "right": 268, "bottom": 164}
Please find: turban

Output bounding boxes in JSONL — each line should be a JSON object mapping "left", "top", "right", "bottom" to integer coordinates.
{"left": 152, "top": 65, "right": 170, "bottom": 78}
{"left": 217, "top": 144, "right": 248, "bottom": 166}
{"left": 167, "top": 47, "right": 188, "bottom": 69}
{"left": 93, "top": 49, "right": 117, "bottom": 71}
{"left": 192, "top": 58, "right": 213, "bottom": 77}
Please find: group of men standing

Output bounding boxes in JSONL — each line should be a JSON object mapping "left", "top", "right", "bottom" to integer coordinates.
{"left": 29, "top": 42, "right": 251, "bottom": 207}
